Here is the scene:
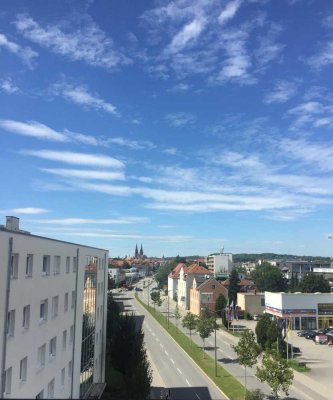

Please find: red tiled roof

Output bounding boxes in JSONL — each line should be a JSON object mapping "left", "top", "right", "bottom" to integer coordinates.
{"left": 221, "top": 278, "right": 254, "bottom": 286}
{"left": 186, "top": 263, "right": 213, "bottom": 275}
{"left": 168, "top": 263, "right": 187, "bottom": 279}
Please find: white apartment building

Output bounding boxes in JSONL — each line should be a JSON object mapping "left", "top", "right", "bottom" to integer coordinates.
{"left": 206, "top": 253, "right": 233, "bottom": 275}
{"left": 0, "top": 217, "right": 108, "bottom": 399}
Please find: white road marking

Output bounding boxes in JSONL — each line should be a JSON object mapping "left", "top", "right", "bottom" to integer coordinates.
{"left": 170, "top": 358, "right": 175, "bottom": 364}
{"left": 177, "top": 367, "right": 182, "bottom": 375}
{"left": 186, "top": 379, "right": 191, "bottom": 387}
{"left": 160, "top": 343, "right": 164, "bottom": 349}
{"left": 195, "top": 393, "right": 201, "bottom": 400}
{"left": 164, "top": 350, "right": 169, "bottom": 356}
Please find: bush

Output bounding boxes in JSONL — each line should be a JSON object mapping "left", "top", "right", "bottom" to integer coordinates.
{"left": 246, "top": 389, "right": 265, "bottom": 400}
{"left": 246, "top": 312, "right": 252, "bottom": 320}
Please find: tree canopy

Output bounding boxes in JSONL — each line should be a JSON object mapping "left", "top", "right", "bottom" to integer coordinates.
{"left": 182, "top": 312, "right": 198, "bottom": 339}
{"left": 155, "top": 256, "right": 187, "bottom": 288}
{"left": 251, "top": 262, "right": 287, "bottom": 292}
{"left": 255, "top": 314, "right": 286, "bottom": 357}
{"left": 228, "top": 267, "right": 240, "bottom": 305}
{"left": 196, "top": 315, "right": 215, "bottom": 357}
{"left": 299, "top": 273, "right": 330, "bottom": 293}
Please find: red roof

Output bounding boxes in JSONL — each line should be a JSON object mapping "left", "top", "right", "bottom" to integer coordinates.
{"left": 168, "top": 263, "right": 187, "bottom": 279}
{"left": 221, "top": 278, "right": 254, "bottom": 286}
{"left": 186, "top": 263, "right": 213, "bottom": 275}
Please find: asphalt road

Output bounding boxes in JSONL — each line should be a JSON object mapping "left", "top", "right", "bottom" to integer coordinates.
{"left": 115, "top": 289, "right": 226, "bottom": 400}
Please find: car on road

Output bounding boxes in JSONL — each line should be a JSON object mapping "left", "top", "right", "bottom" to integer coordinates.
{"left": 135, "top": 287, "right": 143, "bottom": 291}
{"left": 297, "top": 330, "right": 316, "bottom": 337}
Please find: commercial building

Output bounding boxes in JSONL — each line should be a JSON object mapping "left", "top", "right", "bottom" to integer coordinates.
{"left": 206, "top": 253, "right": 233, "bottom": 277}
{"left": 237, "top": 293, "right": 265, "bottom": 317}
{"left": 265, "top": 291, "right": 333, "bottom": 331}
{"left": 0, "top": 217, "right": 108, "bottom": 399}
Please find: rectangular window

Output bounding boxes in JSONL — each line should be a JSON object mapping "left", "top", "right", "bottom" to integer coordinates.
{"left": 42, "top": 256, "right": 50, "bottom": 276}
{"left": 54, "top": 256, "right": 60, "bottom": 275}
{"left": 51, "top": 296, "right": 59, "bottom": 318}
{"left": 26, "top": 254, "right": 33, "bottom": 277}
{"left": 64, "top": 292, "right": 69, "bottom": 313}
{"left": 10, "top": 253, "right": 19, "bottom": 279}
{"left": 35, "top": 389, "right": 44, "bottom": 399}
{"left": 40, "top": 299, "right": 48, "bottom": 322}
{"left": 19, "top": 356, "right": 27, "bottom": 381}
{"left": 37, "top": 344, "right": 46, "bottom": 367}
{"left": 66, "top": 256, "right": 70, "bottom": 274}
{"left": 4, "top": 367, "right": 12, "bottom": 394}
{"left": 62, "top": 330, "right": 67, "bottom": 351}
{"left": 71, "top": 290, "right": 75, "bottom": 309}
{"left": 61, "top": 367, "right": 65, "bottom": 387}
{"left": 73, "top": 256, "right": 77, "bottom": 273}
{"left": 22, "top": 305, "right": 30, "bottom": 329}
{"left": 49, "top": 337, "right": 57, "bottom": 358}
{"left": 68, "top": 360, "right": 72, "bottom": 380}
{"left": 69, "top": 325, "right": 74, "bottom": 345}
{"left": 47, "top": 379, "right": 55, "bottom": 399}
{"left": 261, "top": 298, "right": 265, "bottom": 306}
{"left": 6, "top": 309, "right": 15, "bottom": 336}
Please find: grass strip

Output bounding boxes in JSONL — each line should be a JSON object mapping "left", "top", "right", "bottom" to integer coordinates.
{"left": 287, "top": 359, "right": 311, "bottom": 373}
{"left": 136, "top": 293, "right": 245, "bottom": 400}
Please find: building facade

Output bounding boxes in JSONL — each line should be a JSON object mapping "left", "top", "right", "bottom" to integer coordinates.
{"left": 0, "top": 217, "right": 108, "bottom": 399}
{"left": 206, "top": 253, "right": 233, "bottom": 276}
{"left": 265, "top": 291, "right": 333, "bottom": 331}
{"left": 190, "top": 277, "right": 227, "bottom": 316}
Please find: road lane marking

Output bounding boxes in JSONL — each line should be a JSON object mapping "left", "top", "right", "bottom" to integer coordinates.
{"left": 195, "top": 393, "right": 201, "bottom": 399}
{"left": 170, "top": 358, "right": 175, "bottom": 364}
{"left": 186, "top": 379, "right": 191, "bottom": 387}
{"left": 177, "top": 367, "right": 182, "bottom": 375}
{"left": 164, "top": 350, "right": 169, "bottom": 356}
{"left": 160, "top": 343, "right": 164, "bottom": 349}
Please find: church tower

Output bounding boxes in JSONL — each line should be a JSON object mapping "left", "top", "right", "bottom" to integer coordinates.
{"left": 139, "top": 244, "right": 144, "bottom": 258}
{"left": 135, "top": 244, "right": 138, "bottom": 258}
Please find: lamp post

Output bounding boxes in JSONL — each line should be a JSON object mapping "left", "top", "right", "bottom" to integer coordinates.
{"left": 201, "top": 307, "right": 218, "bottom": 377}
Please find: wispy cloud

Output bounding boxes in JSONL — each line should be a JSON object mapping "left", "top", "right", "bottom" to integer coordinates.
{"left": 165, "top": 112, "right": 196, "bottom": 127}
{"left": 264, "top": 80, "right": 298, "bottom": 104}
{"left": 287, "top": 100, "right": 333, "bottom": 130}
{"left": 254, "top": 23, "right": 284, "bottom": 68}
{"left": 50, "top": 82, "right": 118, "bottom": 115}
{"left": 22, "top": 149, "right": 125, "bottom": 168}
{"left": 307, "top": 40, "right": 333, "bottom": 70}
{"left": 15, "top": 14, "right": 130, "bottom": 70}
{"left": 0, "top": 78, "right": 20, "bottom": 94}
{"left": 0, "top": 207, "right": 49, "bottom": 215}
{"left": 0, "top": 120, "right": 68, "bottom": 142}
{"left": 30, "top": 216, "right": 148, "bottom": 225}
{"left": 218, "top": 0, "right": 242, "bottom": 25}
{"left": 0, "top": 33, "right": 38, "bottom": 68}
{"left": 41, "top": 168, "right": 125, "bottom": 181}
{"left": 105, "top": 137, "right": 156, "bottom": 150}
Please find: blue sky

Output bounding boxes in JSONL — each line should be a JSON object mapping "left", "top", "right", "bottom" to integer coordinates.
{"left": 1, "top": 0, "right": 333, "bottom": 258}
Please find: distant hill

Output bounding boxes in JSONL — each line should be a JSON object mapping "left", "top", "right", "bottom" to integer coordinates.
{"left": 233, "top": 253, "right": 331, "bottom": 263}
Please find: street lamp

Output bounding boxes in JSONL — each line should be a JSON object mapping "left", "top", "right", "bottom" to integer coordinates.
{"left": 201, "top": 307, "right": 218, "bottom": 377}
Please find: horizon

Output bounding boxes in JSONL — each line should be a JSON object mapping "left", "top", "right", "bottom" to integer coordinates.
{"left": 1, "top": 1, "right": 333, "bottom": 258}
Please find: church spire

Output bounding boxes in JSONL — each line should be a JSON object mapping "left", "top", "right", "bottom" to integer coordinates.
{"left": 139, "top": 244, "right": 143, "bottom": 257}
{"left": 135, "top": 244, "right": 138, "bottom": 258}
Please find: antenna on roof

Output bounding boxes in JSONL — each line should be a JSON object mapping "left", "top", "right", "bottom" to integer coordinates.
{"left": 220, "top": 246, "right": 224, "bottom": 254}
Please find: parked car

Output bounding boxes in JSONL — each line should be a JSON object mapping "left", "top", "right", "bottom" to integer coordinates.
{"left": 305, "top": 331, "right": 317, "bottom": 339}
{"left": 316, "top": 328, "right": 332, "bottom": 335}
{"left": 252, "top": 314, "right": 261, "bottom": 321}
{"left": 297, "top": 330, "right": 316, "bottom": 337}
{"left": 135, "top": 287, "right": 142, "bottom": 292}
{"left": 287, "top": 344, "right": 301, "bottom": 354}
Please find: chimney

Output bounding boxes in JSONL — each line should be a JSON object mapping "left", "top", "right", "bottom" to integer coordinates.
{"left": 6, "top": 216, "right": 20, "bottom": 231}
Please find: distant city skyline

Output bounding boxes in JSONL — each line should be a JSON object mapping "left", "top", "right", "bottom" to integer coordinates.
{"left": 1, "top": 1, "right": 333, "bottom": 257}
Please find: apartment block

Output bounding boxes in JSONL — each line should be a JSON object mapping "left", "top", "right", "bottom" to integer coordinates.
{"left": 0, "top": 217, "right": 108, "bottom": 399}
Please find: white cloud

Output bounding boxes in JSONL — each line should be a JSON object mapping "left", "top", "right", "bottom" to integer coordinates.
{"left": 0, "top": 33, "right": 38, "bottom": 68}
{"left": 322, "top": 14, "right": 333, "bottom": 29}
{"left": 0, "top": 120, "right": 68, "bottom": 142}
{"left": 218, "top": 0, "right": 242, "bottom": 25}
{"left": 165, "top": 112, "right": 196, "bottom": 127}
{"left": 22, "top": 149, "right": 125, "bottom": 168}
{"left": 0, "top": 78, "right": 20, "bottom": 94}
{"left": 287, "top": 101, "right": 333, "bottom": 129}
{"left": 165, "top": 17, "right": 206, "bottom": 54}
{"left": 41, "top": 168, "right": 125, "bottom": 181}
{"left": 15, "top": 14, "right": 130, "bottom": 70}
{"left": 50, "top": 83, "right": 118, "bottom": 115}
{"left": 307, "top": 41, "right": 333, "bottom": 69}
{"left": 254, "top": 23, "right": 284, "bottom": 68}
{"left": 264, "top": 80, "right": 298, "bottom": 104}
{"left": 30, "top": 217, "right": 148, "bottom": 225}
{"left": 105, "top": 137, "right": 156, "bottom": 150}
{"left": 0, "top": 207, "right": 49, "bottom": 215}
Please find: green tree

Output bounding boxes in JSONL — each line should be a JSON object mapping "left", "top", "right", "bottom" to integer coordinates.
{"left": 182, "top": 312, "right": 198, "bottom": 341}
{"left": 150, "top": 291, "right": 162, "bottom": 310}
{"left": 196, "top": 315, "right": 215, "bottom": 358}
{"left": 251, "top": 262, "right": 287, "bottom": 292}
{"left": 228, "top": 268, "right": 240, "bottom": 305}
{"left": 174, "top": 303, "right": 181, "bottom": 332}
{"left": 215, "top": 293, "right": 227, "bottom": 327}
{"left": 288, "top": 272, "right": 299, "bottom": 293}
{"left": 155, "top": 256, "right": 187, "bottom": 288}
{"left": 299, "top": 273, "right": 330, "bottom": 293}
{"left": 256, "top": 350, "right": 294, "bottom": 400}
{"left": 233, "top": 330, "right": 261, "bottom": 396}
{"left": 255, "top": 314, "right": 286, "bottom": 356}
